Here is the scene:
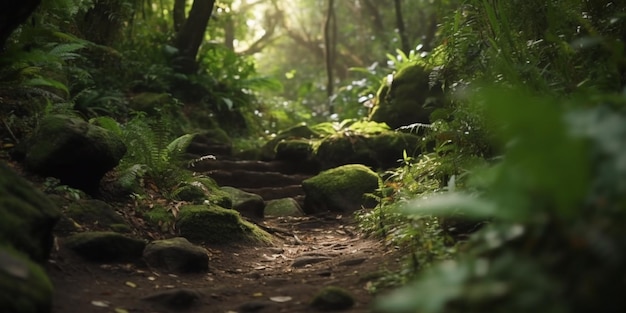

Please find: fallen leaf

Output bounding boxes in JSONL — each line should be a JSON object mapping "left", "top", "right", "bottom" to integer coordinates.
{"left": 114, "top": 308, "right": 129, "bottom": 313}
{"left": 253, "top": 292, "right": 263, "bottom": 297}
{"left": 270, "top": 296, "right": 292, "bottom": 303}
{"left": 125, "top": 281, "right": 137, "bottom": 288}
{"left": 91, "top": 300, "right": 109, "bottom": 308}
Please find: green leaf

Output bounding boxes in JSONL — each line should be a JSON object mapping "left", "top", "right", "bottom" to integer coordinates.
{"left": 402, "top": 193, "right": 498, "bottom": 220}
{"left": 24, "top": 77, "right": 69, "bottom": 97}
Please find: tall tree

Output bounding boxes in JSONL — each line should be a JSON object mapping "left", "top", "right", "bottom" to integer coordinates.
{"left": 394, "top": 0, "right": 410, "bottom": 54}
{"left": 174, "top": 0, "right": 217, "bottom": 74}
{"left": 173, "top": 0, "right": 187, "bottom": 32}
{"left": 0, "top": 0, "right": 41, "bottom": 51}
{"left": 324, "top": 0, "right": 337, "bottom": 114}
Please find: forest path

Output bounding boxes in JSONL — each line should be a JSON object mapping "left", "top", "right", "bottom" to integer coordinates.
{"left": 47, "top": 156, "right": 403, "bottom": 313}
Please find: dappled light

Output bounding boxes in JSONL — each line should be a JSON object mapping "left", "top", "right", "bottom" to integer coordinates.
{"left": 1, "top": 0, "right": 626, "bottom": 313}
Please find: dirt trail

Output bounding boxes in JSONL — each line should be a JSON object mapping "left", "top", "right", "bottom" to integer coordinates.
{"left": 45, "top": 154, "right": 405, "bottom": 313}
{"left": 47, "top": 214, "right": 402, "bottom": 313}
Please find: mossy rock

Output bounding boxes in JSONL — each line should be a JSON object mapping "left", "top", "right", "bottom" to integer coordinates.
{"left": 369, "top": 64, "right": 444, "bottom": 129}
{"left": 66, "top": 199, "right": 129, "bottom": 231}
{"left": 143, "top": 237, "right": 209, "bottom": 273}
{"left": 315, "top": 132, "right": 422, "bottom": 170}
{"left": 176, "top": 205, "right": 272, "bottom": 245}
{"left": 275, "top": 139, "right": 315, "bottom": 161}
{"left": 0, "top": 247, "right": 53, "bottom": 313}
{"left": 171, "top": 177, "right": 233, "bottom": 207}
{"left": 261, "top": 124, "right": 320, "bottom": 160}
{"left": 186, "top": 129, "right": 233, "bottom": 157}
{"left": 20, "top": 114, "right": 127, "bottom": 193}
{"left": 220, "top": 186, "right": 265, "bottom": 220}
{"left": 195, "top": 177, "right": 232, "bottom": 208}
{"left": 265, "top": 198, "right": 304, "bottom": 217}
{"left": 310, "top": 286, "right": 355, "bottom": 311}
{"left": 174, "top": 183, "right": 209, "bottom": 203}
{"left": 0, "top": 162, "right": 60, "bottom": 262}
{"left": 315, "top": 135, "right": 376, "bottom": 170}
{"left": 129, "top": 92, "right": 173, "bottom": 114}
{"left": 64, "top": 231, "right": 146, "bottom": 262}
{"left": 302, "top": 164, "right": 380, "bottom": 214}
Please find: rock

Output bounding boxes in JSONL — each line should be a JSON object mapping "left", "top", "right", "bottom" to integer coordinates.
{"left": 142, "top": 288, "right": 202, "bottom": 310}
{"left": 0, "top": 247, "right": 53, "bottom": 313}
{"left": 338, "top": 257, "right": 367, "bottom": 266}
{"left": 369, "top": 64, "right": 444, "bottom": 129}
{"left": 65, "top": 199, "right": 128, "bottom": 231}
{"left": 19, "top": 114, "right": 126, "bottom": 193}
{"left": 310, "top": 286, "right": 355, "bottom": 311}
{"left": 302, "top": 164, "right": 380, "bottom": 214}
{"left": 186, "top": 129, "right": 232, "bottom": 157}
{"left": 265, "top": 198, "right": 304, "bottom": 217}
{"left": 316, "top": 131, "right": 422, "bottom": 170}
{"left": 291, "top": 255, "right": 332, "bottom": 268}
{"left": 143, "top": 237, "right": 209, "bottom": 273}
{"left": 64, "top": 231, "right": 145, "bottom": 262}
{"left": 221, "top": 186, "right": 265, "bottom": 219}
{"left": 176, "top": 205, "right": 272, "bottom": 245}
{"left": 0, "top": 162, "right": 60, "bottom": 262}
{"left": 238, "top": 300, "right": 275, "bottom": 312}
{"left": 173, "top": 182, "right": 208, "bottom": 203}
{"left": 0, "top": 163, "right": 59, "bottom": 313}
{"left": 261, "top": 124, "right": 320, "bottom": 160}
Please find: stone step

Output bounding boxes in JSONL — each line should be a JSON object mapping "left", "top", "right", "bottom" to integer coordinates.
{"left": 188, "top": 158, "right": 319, "bottom": 175}
{"left": 240, "top": 185, "right": 304, "bottom": 201}
{"left": 207, "top": 169, "right": 312, "bottom": 189}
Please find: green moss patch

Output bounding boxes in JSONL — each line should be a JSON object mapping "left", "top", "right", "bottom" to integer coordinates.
{"left": 64, "top": 231, "right": 146, "bottom": 262}
{"left": 302, "top": 164, "right": 381, "bottom": 214}
{"left": 176, "top": 205, "right": 272, "bottom": 245}
{"left": 0, "top": 247, "right": 53, "bottom": 313}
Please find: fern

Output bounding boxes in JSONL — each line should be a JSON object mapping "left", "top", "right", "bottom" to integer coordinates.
{"left": 119, "top": 115, "right": 195, "bottom": 198}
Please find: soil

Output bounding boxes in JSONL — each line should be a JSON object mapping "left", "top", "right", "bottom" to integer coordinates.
{"left": 42, "top": 156, "right": 406, "bottom": 313}
{"left": 47, "top": 214, "right": 403, "bottom": 313}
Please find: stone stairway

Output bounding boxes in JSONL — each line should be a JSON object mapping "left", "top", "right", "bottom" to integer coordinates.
{"left": 188, "top": 157, "right": 319, "bottom": 208}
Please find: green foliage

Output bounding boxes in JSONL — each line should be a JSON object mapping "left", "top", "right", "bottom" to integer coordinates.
{"left": 118, "top": 113, "right": 193, "bottom": 198}
{"left": 376, "top": 87, "right": 626, "bottom": 313}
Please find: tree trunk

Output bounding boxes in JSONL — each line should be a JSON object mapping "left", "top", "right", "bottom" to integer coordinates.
{"left": 394, "top": 0, "right": 410, "bottom": 55}
{"left": 0, "top": 0, "right": 41, "bottom": 51}
{"left": 173, "top": 0, "right": 216, "bottom": 74}
{"left": 173, "top": 0, "right": 187, "bottom": 32}
{"left": 324, "top": 0, "right": 337, "bottom": 115}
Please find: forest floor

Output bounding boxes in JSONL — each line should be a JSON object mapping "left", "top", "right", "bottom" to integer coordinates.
{"left": 46, "top": 207, "right": 404, "bottom": 313}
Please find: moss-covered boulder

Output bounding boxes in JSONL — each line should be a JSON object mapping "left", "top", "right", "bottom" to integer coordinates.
{"left": 265, "top": 198, "right": 304, "bottom": 217}
{"left": 302, "top": 164, "right": 380, "bottom": 214}
{"left": 302, "top": 164, "right": 381, "bottom": 214}
{"left": 186, "top": 129, "right": 232, "bottom": 157}
{"left": 221, "top": 186, "right": 265, "bottom": 220}
{"left": 18, "top": 114, "right": 126, "bottom": 193}
{"left": 315, "top": 132, "right": 421, "bottom": 170}
{"left": 65, "top": 199, "right": 129, "bottom": 232}
{"left": 0, "top": 163, "right": 60, "bottom": 262}
{"left": 172, "top": 177, "right": 233, "bottom": 207}
{"left": 0, "top": 247, "right": 54, "bottom": 313}
{"left": 310, "top": 286, "right": 355, "bottom": 311}
{"left": 0, "top": 163, "right": 59, "bottom": 313}
{"left": 260, "top": 124, "right": 320, "bottom": 160}
{"left": 143, "top": 237, "right": 209, "bottom": 273}
{"left": 176, "top": 205, "right": 272, "bottom": 245}
{"left": 64, "top": 231, "right": 146, "bottom": 262}
{"left": 129, "top": 92, "right": 172, "bottom": 114}
{"left": 369, "top": 64, "right": 444, "bottom": 129}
